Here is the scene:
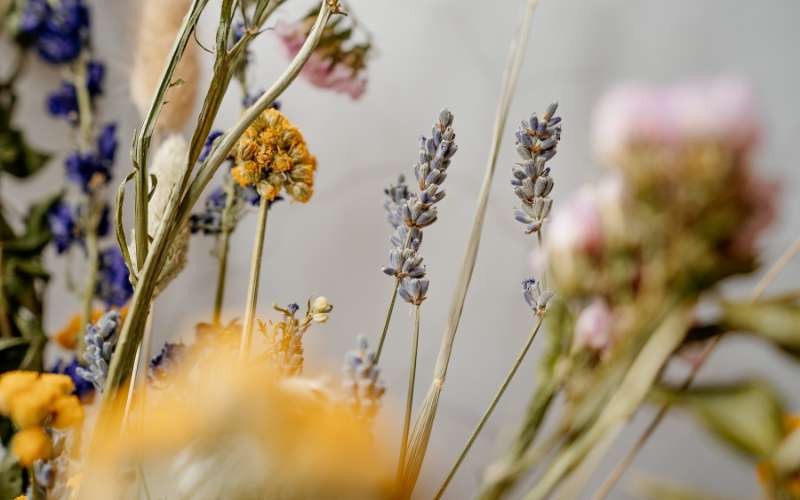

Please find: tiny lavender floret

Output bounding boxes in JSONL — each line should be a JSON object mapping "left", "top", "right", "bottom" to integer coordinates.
{"left": 511, "top": 102, "right": 562, "bottom": 235}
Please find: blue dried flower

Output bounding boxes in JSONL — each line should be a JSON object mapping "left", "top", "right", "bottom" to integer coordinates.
{"left": 75, "top": 310, "right": 120, "bottom": 392}
{"left": 522, "top": 278, "right": 552, "bottom": 314}
{"left": 190, "top": 178, "right": 265, "bottom": 235}
{"left": 64, "top": 123, "right": 117, "bottom": 191}
{"left": 199, "top": 130, "right": 224, "bottom": 162}
{"left": 51, "top": 357, "right": 94, "bottom": 400}
{"left": 19, "top": 0, "right": 90, "bottom": 64}
{"left": 95, "top": 246, "right": 133, "bottom": 307}
{"left": 45, "top": 61, "right": 104, "bottom": 124}
{"left": 149, "top": 342, "right": 186, "bottom": 381}
{"left": 48, "top": 201, "right": 79, "bottom": 253}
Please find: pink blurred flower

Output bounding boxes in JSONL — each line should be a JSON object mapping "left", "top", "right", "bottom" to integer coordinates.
{"left": 574, "top": 299, "right": 614, "bottom": 353}
{"left": 276, "top": 22, "right": 367, "bottom": 100}
{"left": 592, "top": 77, "right": 759, "bottom": 162}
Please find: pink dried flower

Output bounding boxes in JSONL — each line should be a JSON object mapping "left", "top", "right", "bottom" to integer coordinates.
{"left": 275, "top": 21, "right": 368, "bottom": 100}
{"left": 592, "top": 77, "right": 759, "bottom": 162}
{"left": 548, "top": 185, "right": 605, "bottom": 257}
{"left": 574, "top": 299, "right": 614, "bottom": 353}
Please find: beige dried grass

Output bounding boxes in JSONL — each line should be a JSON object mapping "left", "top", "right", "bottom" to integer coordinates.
{"left": 130, "top": 0, "right": 200, "bottom": 132}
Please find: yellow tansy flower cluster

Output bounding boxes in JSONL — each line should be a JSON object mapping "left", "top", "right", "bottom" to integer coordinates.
{"left": 0, "top": 372, "right": 83, "bottom": 466}
{"left": 232, "top": 108, "right": 317, "bottom": 203}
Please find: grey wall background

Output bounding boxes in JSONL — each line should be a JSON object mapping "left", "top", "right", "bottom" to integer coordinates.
{"left": 3, "top": 1, "right": 799, "bottom": 498}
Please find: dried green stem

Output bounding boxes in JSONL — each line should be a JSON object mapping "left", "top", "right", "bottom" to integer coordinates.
{"left": 131, "top": 0, "right": 210, "bottom": 270}
{"left": 399, "top": 1, "right": 540, "bottom": 494}
{"left": 397, "top": 304, "right": 422, "bottom": 483}
{"left": 435, "top": 314, "right": 545, "bottom": 500}
{"left": 212, "top": 228, "right": 232, "bottom": 326}
{"left": 239, "top": 195, "right": 269, "bottom": 358}
{"left": 376, "top": 279, "right": 400, "bottom": 361}
{"left": 0, "top": 243, "right": 11, "bottom": 338}
{"left": 73, "top": 54, "right": 94, "bottom": 152}
{"left": 593, "top": 235, "right": 800, "bottom": 500}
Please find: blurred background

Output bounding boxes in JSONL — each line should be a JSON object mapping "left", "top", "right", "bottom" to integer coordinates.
{"left": 2, "top": 0, "right": 799, "bottom": 498}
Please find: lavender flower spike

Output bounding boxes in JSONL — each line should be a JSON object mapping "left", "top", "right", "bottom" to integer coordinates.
{"left": 342, "top": 335, "right": 386, "bottom": 421}
{"left": 382, "top": 110, "right": 458, "bottom": 305}
{"left": 75, "top": 310, "right": 121, "bottom": 392}
{"left": 511, "top": 102, "right": 562, "bottom": 235}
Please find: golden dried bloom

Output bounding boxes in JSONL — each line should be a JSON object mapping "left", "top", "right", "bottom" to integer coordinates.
{"left": 0, "top": 372, "right": 80, "bottom": 430}
{"left": 232, "top": 109, "right": 317, "bottom": 203}
{"left": 81, "top": 344, "right": 393, "bottom": 500}
{"left": 12, "top": 427, "right": 52, "bottom": 466}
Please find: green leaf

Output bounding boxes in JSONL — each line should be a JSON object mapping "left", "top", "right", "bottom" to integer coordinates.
{"left": 0, "top": 453, "right": 23, "bottom": 500}
{"left": 652, "top": 380, "right": 785, "bottom": 459}
{"left": 2, "top": 192, "right": 60, "bottom": 256}
{"left": 721, "top": 300, "right": 800, "bottom": 357}
{"left": 0, "top": 127, "right": 50, "bottom": 179}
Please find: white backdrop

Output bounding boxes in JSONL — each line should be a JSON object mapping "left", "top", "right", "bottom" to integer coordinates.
{"left": 3, "top": 1, "right": 800, "bottom": 498}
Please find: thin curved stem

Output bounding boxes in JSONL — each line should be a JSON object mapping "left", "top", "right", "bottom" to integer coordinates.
{"left": 239, "top": 196, "right": 269, "bottom": 359}
{"left": 593, "top": 235, "right": 800, "bottom": 500}
{"left": 397, "top": 304, "right": 422, "bottom": 483}
{"left": 435, "top": 314, "right": 545, "bottom": 500}
{"left": 212, "top": 229, "right": 232, "bottom": 326}
{"left": 376, "top": 279, "right": 400, "bottom": 361}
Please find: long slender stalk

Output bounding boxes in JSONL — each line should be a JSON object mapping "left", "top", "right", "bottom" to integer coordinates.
{"left": 397, "top": 304, "right": 422, "bottom": 483}
{"left": 593, "top": 235, "right": 800, "bottom": 500}
{"left": 131, "top": 0, "right": 210, "bottom": 270}
{"left": 0, "top": 243, "right": 12, "bottom": 338}
{"left": 434, "top": 314, "right": 545, "bottom": 499}
{"left": 521, "top": 303, "right": 695, "bottom": 500}
{"left": 376, "top": 279, "right": 400, "bottom": 361}
{"left": 101, "top": 1, "right": 337, "bottom": 405}
{"left": 399, "top": 1, "right": 540, "bottom": 494}
{"left": 239, "top": 196, "right": 269, "bottom": 359}
{"left": 212, "top": 228, "right": 232, "bottom": 326}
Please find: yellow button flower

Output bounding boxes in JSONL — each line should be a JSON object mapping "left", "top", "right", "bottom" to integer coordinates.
{"left": 232, "top": 108, "right": 317, "bottom": 203}
{"left": 12, "top": 426, "right": 52, "bottom": 466}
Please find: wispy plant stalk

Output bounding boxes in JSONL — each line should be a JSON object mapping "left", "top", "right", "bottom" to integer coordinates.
{"left": 212, "top": 182, "right": 237, "bottom": 325}
{"left": 434, "top": 313, "right": 545, "bottom": 499}
{"left": 239, "top": 196, "right": 269, "bottom": 358}
{"left": 397, "top": 304, "right": 422, "bottom": 483}
{"left": 398, "top": 0, "right": 541, "bottom": 494}
{"left": 375, "top": 279, "right": 400, "bottom": 360}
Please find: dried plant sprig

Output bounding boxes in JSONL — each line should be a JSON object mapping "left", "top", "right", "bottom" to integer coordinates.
{"left": 512, "top": 103, "right": 561, "bottom": 235}
{"left": 399, "top": 1, "right": 541, "bottom": 495}
{"left": 75, "top": 310, "right": 121, "bottom": 392}
{"left": 103, "top": 0, "right": 341, "bottom": 415}
{"left": 376, "top": 110, "right": 457, "bottom": 357}
{"left": 131, "top": 0, "right": 199, "bottom": 133}
{"left": 259, "top": 297, "right": 333, "bottom": 375}
{"left": 342, "top": 335, "right": 386, "bottom": 422}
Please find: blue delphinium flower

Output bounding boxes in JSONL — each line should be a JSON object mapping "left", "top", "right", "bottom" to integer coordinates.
{"left": 52, "top": 357, "right": 94, "bottom": 400}
{"left": 149, "top": 342, "right": 186, "bottom": 382}
{"left": 48, "top": 201, "right": 79, "bottom": 253}
{"left": 95, "top": 246, "right": 133, "bottom": 307}
{"left": 75, "top": 310, "right": 120, "bottom": 392}
{"left": 64, "top": 123, "right": 117, "bottom": 191}
{"left": 46, "top": 61, "right": 105, "bottom": 124}
{"left": 18, "top": 0, "right": 91, "bottom": 64}
{"left": 199, "top": 130, "right": 224, "bottom": 162}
